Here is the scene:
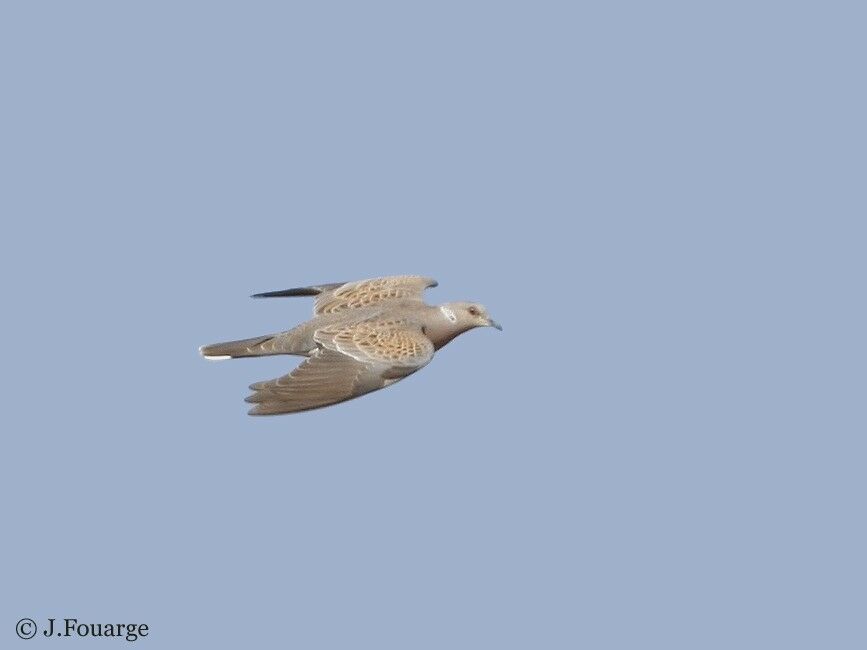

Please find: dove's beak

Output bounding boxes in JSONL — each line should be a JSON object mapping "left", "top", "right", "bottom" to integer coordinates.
{"left": 488, "top": 318, "right": 503, "bottom": 331}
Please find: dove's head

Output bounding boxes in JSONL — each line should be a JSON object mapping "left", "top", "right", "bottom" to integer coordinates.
{"left": 440, "top": 302, "right": 502, "bottom": 332}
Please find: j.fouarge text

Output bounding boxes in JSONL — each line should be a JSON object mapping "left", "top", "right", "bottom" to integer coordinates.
{"left": 43, "top": 618, "right": 148, "bottom": 641}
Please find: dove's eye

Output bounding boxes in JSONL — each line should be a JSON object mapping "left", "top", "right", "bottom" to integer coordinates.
{"left": 468, "top": 306, "right": 479, "bottom": 316}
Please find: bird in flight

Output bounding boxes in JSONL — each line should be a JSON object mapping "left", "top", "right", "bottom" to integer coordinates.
{"left": 200, "top": 275, "right": 501, "bottom": 415}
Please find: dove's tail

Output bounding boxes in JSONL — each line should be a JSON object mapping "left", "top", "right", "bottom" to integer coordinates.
{"left": 200, "top": 322, "right": 313, "bottom": 359}
{"left": 199, "top": 334, "right": 285, "bottom": 360}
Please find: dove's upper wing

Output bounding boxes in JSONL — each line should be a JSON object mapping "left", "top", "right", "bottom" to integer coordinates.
{"left": 252, "top": 275, "right": 438, "bottom": 315}
{"left": 245, "top": 319, "right": 435, "bottom": 415}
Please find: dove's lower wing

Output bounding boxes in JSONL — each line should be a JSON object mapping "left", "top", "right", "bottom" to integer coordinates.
{"left": 245, "top": 321, "right": 434, "bottom": 415}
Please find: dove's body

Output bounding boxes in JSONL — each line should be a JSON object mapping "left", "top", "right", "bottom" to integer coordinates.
{"left": 200, "top": 276, "right": 500, "bottom": 415}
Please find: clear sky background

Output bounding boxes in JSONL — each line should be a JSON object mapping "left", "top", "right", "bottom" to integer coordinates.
{"left": 2, "top": 2, "right": 865, "bottom": 648}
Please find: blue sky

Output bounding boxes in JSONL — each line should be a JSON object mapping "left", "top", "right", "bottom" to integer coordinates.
{"left": 2, "top": 2, "right": 865, "bottom": 648}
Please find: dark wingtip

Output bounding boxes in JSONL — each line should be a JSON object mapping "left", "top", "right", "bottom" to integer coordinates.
{"left": 251, "top": 287, "right": 320, "bottom": 299}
